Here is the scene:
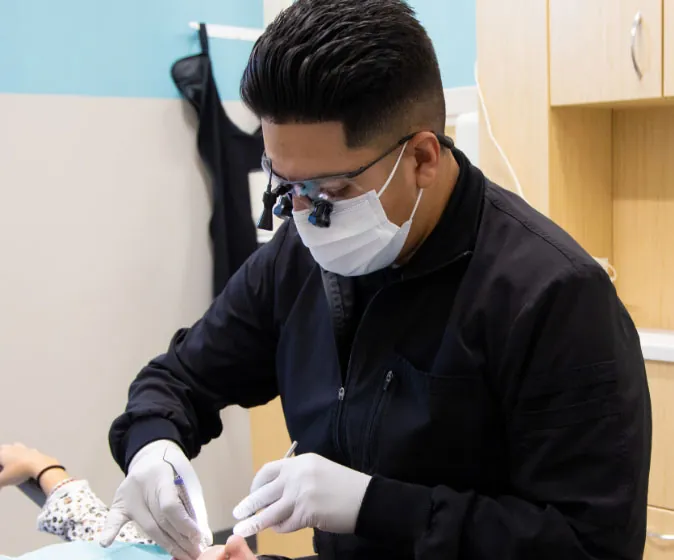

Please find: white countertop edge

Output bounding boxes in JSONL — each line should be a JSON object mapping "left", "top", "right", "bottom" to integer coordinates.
{"left": 638, "top": 329, "right": 674, "bottom": 363}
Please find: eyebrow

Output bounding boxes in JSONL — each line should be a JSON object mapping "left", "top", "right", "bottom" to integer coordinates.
{"left": 269, "top": 160, "right": 359, "bottom": 183}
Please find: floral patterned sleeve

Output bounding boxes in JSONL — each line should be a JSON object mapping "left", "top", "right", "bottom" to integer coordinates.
{"left": 36, "top": 479, "right": 153, "bottom": 545}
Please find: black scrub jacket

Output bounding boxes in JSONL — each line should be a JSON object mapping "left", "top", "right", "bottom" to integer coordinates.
{"left": 110, "top": 148, "right": 651, "bottom": 560}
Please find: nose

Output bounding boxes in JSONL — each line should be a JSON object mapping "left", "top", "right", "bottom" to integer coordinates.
{"left": 292, "top": 195, "right": 312, "bottom": 212}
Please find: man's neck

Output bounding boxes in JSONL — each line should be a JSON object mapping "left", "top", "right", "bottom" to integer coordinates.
{"left": 397, "top": 151, "right": 460, "bottom": 265}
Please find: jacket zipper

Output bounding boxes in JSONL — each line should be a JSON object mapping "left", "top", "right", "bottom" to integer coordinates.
{"left": 333, "top": 287, "right": 385, "bottom": 462}
{"left": 334, "top": 386, "right": 347, "bottom": 459}
{"left": 332, "top": 251, "right": 472, "bottom": 463}
{"left": 363, "top": 370, "right": 396, "bottom": 472}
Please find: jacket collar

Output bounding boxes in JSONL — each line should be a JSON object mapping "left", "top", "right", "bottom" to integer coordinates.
{"left": 398, "top": 146, "right": 484, "bottom": 280}
{"left": 322, "top": 147, "right": 485, "bottom": 291}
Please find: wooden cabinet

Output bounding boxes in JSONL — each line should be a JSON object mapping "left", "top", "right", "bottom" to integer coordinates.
{"left": 646, "top": 362, "right": 674, "bottom": 558}
{"left": 479, "top": 0, "right": 674, "bottom": 552}
{"left": 249, "top": 399, "right": 314, "bottom": 558}
{"left": 549, "top": 0, "right": 663, "bottom": 105}
{"left": 612, "top": 107, "right": 674, "bottom": 329}
{"left": 647, "top": 362, "right": 674, "bottom": 510}
{"left": 665, "top": 0, "right": 674, "bottom": 96}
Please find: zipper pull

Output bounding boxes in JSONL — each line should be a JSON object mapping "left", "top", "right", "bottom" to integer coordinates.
{"left": 338, "top": 387, "right": 346, "bottom": 401}
{"left": 383, "top": 371, "right": 394, "bottom": 391}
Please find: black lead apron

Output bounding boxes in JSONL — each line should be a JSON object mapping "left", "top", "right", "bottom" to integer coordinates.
{"left": 172, "top": 24, "right": 265, "bottom": 296}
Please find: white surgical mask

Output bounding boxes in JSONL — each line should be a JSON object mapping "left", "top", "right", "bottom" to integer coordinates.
{"left": 293, "top": 142, "right": 423, "bottom": 276}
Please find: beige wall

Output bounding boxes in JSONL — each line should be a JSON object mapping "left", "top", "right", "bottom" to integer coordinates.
{"left": 0, "top": 93, "right": 256, "bottom": 555}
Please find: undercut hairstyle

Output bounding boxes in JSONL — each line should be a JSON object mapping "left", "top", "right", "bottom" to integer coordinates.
{"left": 240, "top": 0, "right": 446, "bottom": 148}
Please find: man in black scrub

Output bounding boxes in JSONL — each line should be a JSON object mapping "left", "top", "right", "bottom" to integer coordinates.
{"left": 102, "top": 1, "right": 652, "bottom": 559}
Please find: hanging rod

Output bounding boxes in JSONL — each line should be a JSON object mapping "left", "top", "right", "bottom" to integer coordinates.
{"left": 188, "top": 22, "right": 264, "bottom": 41}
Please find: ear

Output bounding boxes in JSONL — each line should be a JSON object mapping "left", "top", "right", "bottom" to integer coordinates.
{"left": 410, "top": 132, "right": 442, "bottom": 189}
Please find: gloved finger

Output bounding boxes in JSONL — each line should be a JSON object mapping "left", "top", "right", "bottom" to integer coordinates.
{"left": 161, "top": 514, "right": 202, "bottom": 555}
{"left": 233, "top": 478, "right": 284, "bottom": 521}
{"left": 99, "top": 507, "right": 131, "bottom": 547}
{"left": 160, "top": 489, "right": 203, "bottom": 539}
{"left": 188, "top": 493, "right": 212, "bottom": 546}
{"left": 150, "top": 492, "right": 201, "bottom": 558}
{"left": 272, "top": 509, "right": 308, "bottom": 534}
{"left": 159, "top": 497, "right": 204, "bottom": 552}
{"left": 199, "top": 525, "right": 214, "bottom": 547}
{"left": 233, "top": 497, "right": 293, "bottom": 538}
{"left": 134, "top": 503, "right": 196, "bottom": 560}
{"left": 249, "top": 460, "right": 283, "bottom": 493}
{"left": 177, "top": 482, "right": 212, "bottom": 547}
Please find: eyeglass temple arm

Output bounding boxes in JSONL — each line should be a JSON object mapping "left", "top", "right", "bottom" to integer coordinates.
{"left": 345, "top": 132, "right": 454, "bottom": 180}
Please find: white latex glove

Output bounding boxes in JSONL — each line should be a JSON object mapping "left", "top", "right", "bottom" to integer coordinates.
{"left": 100, "top": 440, "right": 213, "bottom": 560}
{"left": 232, "top": 453, "right": 372, "bottom": 537}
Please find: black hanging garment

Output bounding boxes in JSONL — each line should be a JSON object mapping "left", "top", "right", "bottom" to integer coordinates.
{"left": 172, "top": 24, "right": 265, "bottom": 297}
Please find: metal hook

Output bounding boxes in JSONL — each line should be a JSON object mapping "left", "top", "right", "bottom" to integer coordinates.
{"left": 163, "top": 448, "right": 180, "bottom": 479}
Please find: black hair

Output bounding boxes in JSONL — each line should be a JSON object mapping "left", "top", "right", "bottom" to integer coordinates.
{"left": 240, "top": 0, "right": 446, "bottom": 148}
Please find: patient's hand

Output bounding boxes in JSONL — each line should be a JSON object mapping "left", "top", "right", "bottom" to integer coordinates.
{"left": 197, "top": 536, "right": 256, "bottom": 560}
{"left": 0, "top": 443, "right": 63, "bottom": 490}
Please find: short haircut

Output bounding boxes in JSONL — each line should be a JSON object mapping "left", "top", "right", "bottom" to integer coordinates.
{"left": 240, "top": 0, "right": 446, "bottom": 148}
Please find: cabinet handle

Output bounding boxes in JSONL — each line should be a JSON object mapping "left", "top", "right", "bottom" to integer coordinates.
{"left": 630, "top": 11, "right": 643, "bottom": 80}
{"left": 647, "top": 530, "right": 674, "bottom": 541}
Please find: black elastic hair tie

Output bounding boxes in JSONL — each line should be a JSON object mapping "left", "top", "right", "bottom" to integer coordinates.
{"left": 35, "top": 465, "right": 66, "bottom": 486}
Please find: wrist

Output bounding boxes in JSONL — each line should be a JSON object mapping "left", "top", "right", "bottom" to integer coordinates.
{"left": 40, "top": 469, "right": 70, "bottom": 496}
{"left": 29, "top": 455, "right": 61, "bottom": 479}
{"left": 45, "top": 476, "right": 78, "bottom": 497}
{"left": 122, "top": 420, "right": 184, "bottom": 473}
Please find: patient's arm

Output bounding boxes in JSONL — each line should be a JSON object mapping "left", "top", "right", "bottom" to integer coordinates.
{"left": 0, "top": 442, "right": 66, "bottom": 494}
{"left": 0, "top": 442, "right": 151, "bottom": 545}
{"left": 37, "top": 478, "right": 153, "bottom": 544}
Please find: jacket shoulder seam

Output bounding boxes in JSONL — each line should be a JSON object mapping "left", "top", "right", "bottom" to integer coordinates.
{"left": 484, "top": 187, "right": 583, "bottom": 274}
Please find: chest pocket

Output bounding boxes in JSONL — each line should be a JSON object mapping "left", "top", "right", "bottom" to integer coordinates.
{"left": 364, "top": 352, "right": 499, "bottom": 491}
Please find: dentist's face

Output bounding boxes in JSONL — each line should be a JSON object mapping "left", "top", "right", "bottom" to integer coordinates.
{"left": 261, "top": 120, "right": 425, "bottom": 228}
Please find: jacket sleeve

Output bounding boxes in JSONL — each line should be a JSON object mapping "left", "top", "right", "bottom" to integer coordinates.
{"left": 109, "top": 225, "right": 290, "bottom": 472}
{"left": 355, "top": 264, "right": 651, "bottom": 560}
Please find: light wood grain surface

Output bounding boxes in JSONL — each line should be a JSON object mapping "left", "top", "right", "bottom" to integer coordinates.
{"left": 249, "top": 399, "right": 315, "bottom": 557}
{"left": 549, "top": 0, "right": 663, "bottom": 106}
{"left": 613, "top": 107, "right": 674, "bottom": 329}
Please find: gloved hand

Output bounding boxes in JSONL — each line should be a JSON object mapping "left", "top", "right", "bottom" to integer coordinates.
{"left": 100, "top": 439, "right": 213, "bottom": 560}
{"left": 232, "top": 453, "right": 372, "bottom": 537}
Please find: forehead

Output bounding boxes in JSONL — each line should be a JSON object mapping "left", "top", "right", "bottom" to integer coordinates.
{"left": 261, "top": 120, "right": 375, "bottom": 179}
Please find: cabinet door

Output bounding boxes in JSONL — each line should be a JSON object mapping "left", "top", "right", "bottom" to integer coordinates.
{"left": 665, "top": 0, "right": 674, "bottom": 96}
{"left": 549, "top": 0, "right": 662, "bottom": 106}
{"left": 647, "top": 362, "right": 674, "bottom": 511}
{"left": 250, "top": 399, "right": 315, "bottom": 558}
{"left": 646, "top": 507, "right": 674, "bottom": 559}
